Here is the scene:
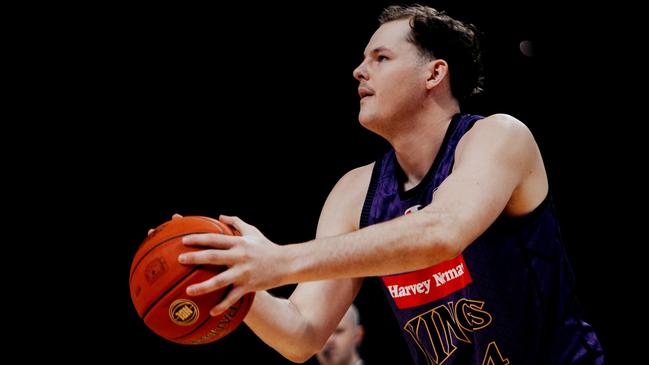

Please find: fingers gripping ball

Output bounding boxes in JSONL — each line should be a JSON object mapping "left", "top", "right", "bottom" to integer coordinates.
{"left": 129, "top": 216, "right": 254, "bottom": 344}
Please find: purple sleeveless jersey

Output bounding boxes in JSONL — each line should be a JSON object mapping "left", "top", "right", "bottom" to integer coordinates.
{"left": 360, "top": 113, "right": 604, "bottom": 364}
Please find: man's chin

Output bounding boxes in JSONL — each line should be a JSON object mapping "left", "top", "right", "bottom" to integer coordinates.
{"left": 359, "top": 113, "right": 384, "bottom": 134}
{"left": 358, "top": 112, "right": 375, "bottom": 127}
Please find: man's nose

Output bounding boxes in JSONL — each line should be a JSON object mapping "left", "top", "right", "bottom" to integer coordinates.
{"left": 353, "top": 62, "right": 368, "bottom": 81}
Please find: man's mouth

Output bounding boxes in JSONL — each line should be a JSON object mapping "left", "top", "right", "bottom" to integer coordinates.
{"left": 358, "top": 86, "right": 374, "bottom": 99}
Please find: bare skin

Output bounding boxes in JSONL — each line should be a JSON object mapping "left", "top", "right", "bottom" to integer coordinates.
{"left": 175, "top": 19, "right": 548, "bottom": 362}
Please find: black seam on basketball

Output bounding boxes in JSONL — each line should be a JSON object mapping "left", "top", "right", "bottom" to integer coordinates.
{"left": 130, "top": 227, "right": 222, "bottom": 281}
{"left": 195, "top": 217, "right": 235, "bottom": 236}
{"left": 141, "top": 264, "right": 202, "bottom": 320}
{"left": 195, "top": 216, "right": 225, "bottom": 226}
{"left": 130, "top": 217, "right": 227, "bottom": 279}
{"left": 170, "top": 285, "right": 234, "bottom": 341}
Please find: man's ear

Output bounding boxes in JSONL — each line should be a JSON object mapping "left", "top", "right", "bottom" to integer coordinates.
{"left": 426, "top": 59, "right": 449, "bottom": 90}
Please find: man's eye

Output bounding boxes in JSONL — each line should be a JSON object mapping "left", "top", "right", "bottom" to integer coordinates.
{"left": 377, "top": 55, "right": 388, "bottom": 62}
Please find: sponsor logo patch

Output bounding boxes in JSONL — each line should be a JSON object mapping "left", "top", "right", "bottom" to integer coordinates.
{"left": 381, "top": 255, "right": 472, "bottom": 309}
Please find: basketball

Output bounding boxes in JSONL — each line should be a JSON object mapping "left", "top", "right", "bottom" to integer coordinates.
{"left": 129, "top": 216, "right": 255, "bottom": 345}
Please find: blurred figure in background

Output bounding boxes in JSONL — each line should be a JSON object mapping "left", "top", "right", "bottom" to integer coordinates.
{"left": 317, "top": 304, "right": 365, "bottom": 365}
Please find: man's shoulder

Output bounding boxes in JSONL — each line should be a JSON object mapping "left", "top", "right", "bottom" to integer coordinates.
{"left": 320, "top": 162, "right": 376, "bottom": 231}
{"left": 462, "top": 113, "right": 533, "bottom": 146}
{"left": 341, "top": 162, "right": 375, "bottom": 184}
{"left": 476, "top": 113, "right": 527, "bottom": 129}
{"left": 335, "top": 162, "right": 375, "bottom": 195}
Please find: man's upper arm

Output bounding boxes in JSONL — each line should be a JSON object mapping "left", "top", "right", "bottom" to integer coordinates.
{"left": 423, "top": 114, "right": 547, "bottom": 252}
{"left": 288, "top": 163, "right": 373, "bottom": 341}
{"left": 316, "top": 163, "right": 374, "bottom": 235}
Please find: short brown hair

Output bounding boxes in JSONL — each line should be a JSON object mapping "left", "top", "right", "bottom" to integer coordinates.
{"left": 379, "top": 4, "right": 484, "bottom": 102}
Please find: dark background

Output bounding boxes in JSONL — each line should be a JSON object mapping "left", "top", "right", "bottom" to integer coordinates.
{"left": 51, "top": 0, "right": 640, "bottom": 363}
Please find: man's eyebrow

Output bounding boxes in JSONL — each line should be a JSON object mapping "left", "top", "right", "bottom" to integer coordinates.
{"left": 363, "top": 46, "right": 390, "bottom": 58}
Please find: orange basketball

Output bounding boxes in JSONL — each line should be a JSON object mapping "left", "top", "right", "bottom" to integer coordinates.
{"left": 129, "top": 216, "right": 255, "bottom": 345}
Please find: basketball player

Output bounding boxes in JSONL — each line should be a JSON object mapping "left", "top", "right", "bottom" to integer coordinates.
{"left": 316, "top": 304, "right": 365, "bottom": 365}
{"left": 177, "top": 5, "right": 605, "bottom": 364}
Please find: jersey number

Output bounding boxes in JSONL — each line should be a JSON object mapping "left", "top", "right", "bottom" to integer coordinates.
{"left": 481, "top": 341, "right": 509, "bottom": 365}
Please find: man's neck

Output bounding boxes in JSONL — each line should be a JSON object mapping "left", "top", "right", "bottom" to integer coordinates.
{"left": 389, "top": 108, "right": 458, "bottom": 190}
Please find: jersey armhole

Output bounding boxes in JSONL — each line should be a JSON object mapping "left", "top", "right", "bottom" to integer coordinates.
{"left": 359, "top": 159, "right": 383, "bottom": 229}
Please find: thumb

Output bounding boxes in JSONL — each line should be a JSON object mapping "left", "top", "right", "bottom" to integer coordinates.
{"left": 219, "top": 215, "right": 256, "bottom": 235}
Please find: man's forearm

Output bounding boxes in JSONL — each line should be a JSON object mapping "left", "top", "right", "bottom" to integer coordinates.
{"left": 243, "top": 291, "right": 322, "bottom": 362}
{"left": 281, "top": 209, "right": 457, "bottom": 285}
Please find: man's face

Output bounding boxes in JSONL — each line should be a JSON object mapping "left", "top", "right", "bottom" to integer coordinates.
{"left": 353, "top": 19, "right": 429, "bottom": 133}
{"left": 316, "top": 314, "right": 361, "bottom": 365}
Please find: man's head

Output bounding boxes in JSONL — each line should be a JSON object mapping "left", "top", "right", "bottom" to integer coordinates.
{"left": 353, "top": 5, "right": 483, "bottom": 133}
{"left": 378, "top": 5, "right": 483, "bottom": 102}
{"left": 316, "top": 305, "right": 364, "bottom": 365}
